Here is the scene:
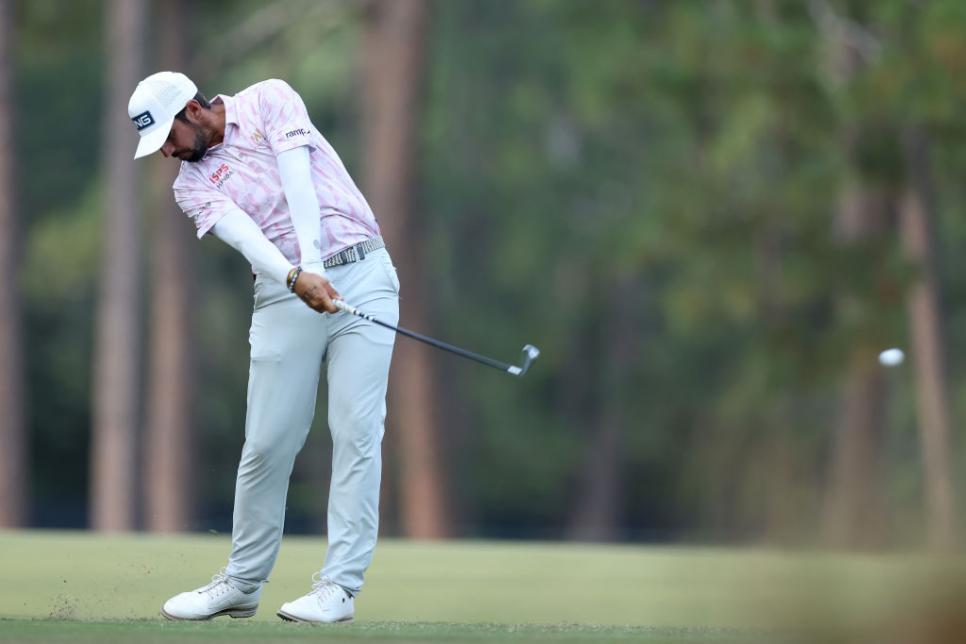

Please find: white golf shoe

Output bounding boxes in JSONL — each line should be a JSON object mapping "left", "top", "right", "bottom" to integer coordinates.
{"left": 277, "top": 574, "right": 354, "bottom": 623}
{"left": 161, "top": 569, "right": 261, "bottom": 620}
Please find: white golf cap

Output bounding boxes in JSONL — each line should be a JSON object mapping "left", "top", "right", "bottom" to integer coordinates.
{"left": 128, "top": 71, "right": 198, "bottom": 159}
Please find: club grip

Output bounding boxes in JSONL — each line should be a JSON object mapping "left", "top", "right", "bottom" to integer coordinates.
{"left": 332, "top": 299, "right": 353, "bottom": 314}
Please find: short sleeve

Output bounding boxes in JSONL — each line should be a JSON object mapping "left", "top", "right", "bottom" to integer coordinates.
{"left": 172, "top": 168, "right": 241, "bottom": 239}
{"left": 257, "top": 79, "right": 315, "bottom": 156}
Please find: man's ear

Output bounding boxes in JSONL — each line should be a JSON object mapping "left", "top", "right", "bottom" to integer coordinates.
{"left": 184, "top": 99, "right": 203, "bottom": 122}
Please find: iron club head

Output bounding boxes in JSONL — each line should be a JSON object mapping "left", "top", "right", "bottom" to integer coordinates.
{"left": 508, "top": 344, "right": 540, "bottom": 377}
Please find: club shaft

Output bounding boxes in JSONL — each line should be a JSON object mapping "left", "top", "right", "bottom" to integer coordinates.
{"left": 350, "top": 311, "right": 515, "bottom": 373}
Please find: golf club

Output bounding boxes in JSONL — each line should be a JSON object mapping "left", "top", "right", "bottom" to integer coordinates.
{"left": 333, "top": 299, "right": 540, "bottom": 377}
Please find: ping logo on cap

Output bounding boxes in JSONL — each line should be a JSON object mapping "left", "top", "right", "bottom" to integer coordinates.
{"left": 132, "top": 111, "right": 155, "bottom": 131}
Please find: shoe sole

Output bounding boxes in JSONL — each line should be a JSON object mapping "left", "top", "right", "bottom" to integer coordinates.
{"left": 160, "top": 606, "right": 257, "bottom": 621}
{"left": 276, "top": 609, "right": 353, "bottom": 624}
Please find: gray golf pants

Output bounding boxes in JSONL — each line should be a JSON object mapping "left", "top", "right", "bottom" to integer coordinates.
{"left": 225, "top": 247, "right": 399, "bottom": 596}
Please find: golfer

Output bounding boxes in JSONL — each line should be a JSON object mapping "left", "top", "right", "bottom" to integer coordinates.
{"left": 128, "top": 71, "right": 399, "bottom": 623}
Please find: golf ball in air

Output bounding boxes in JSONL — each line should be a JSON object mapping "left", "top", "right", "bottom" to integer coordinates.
{"left": 878, "top": 348, "right": 905, "bottom": 367}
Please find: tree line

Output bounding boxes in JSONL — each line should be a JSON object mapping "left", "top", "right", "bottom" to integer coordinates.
{"left": 1, "top": 0, "right": 965, "bottom": 549}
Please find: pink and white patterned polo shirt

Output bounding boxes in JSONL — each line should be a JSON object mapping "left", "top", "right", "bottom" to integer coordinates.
{"left": 172, "top": 79, "right": 380, "bottom": 265}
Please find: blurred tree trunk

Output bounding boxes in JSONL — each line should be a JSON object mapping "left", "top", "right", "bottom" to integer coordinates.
{"left": 0, "top": 0, "right": 27, "bottom": 528}
{"left": 90, "top": 0, "right": 146, "bottom": 531}
{"left": 143, "top": 0, "right": 194, "bottom": 533}
{"left": 811, "top": 3, "right": 887, "bottom": 548}
{"left": 823, "top": 149, "right": 889, "bottom": 549}
{"left": 361, "top": 0, "right": 449, "bottom": 538}
{"left": 899, "top": 126, "right": 957, "bottom": 549}
{"left": 823, "top": 133, "right": 892, "bottom": 549}
{"left": 567, "top": 271, "right": 637, "bottom": 541}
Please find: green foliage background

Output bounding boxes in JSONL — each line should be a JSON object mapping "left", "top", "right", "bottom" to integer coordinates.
{"left": 13, "top": 0, "right": 966, "bottom": 543}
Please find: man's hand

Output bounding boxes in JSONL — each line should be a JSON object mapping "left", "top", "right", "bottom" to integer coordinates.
{"left": 293, "top": 270, "right": 341, "bottom": 313}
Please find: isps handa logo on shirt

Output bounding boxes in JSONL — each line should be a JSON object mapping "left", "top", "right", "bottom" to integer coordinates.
{"left": 209, "top": 163, "right": 233, "bottom": 189}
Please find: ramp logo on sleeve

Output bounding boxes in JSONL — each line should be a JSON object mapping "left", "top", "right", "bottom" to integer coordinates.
{"left": 285, "top": 128, "right": 309, "bottom": 139}
{"left": 132, "top": 111, "right": 155, "bottom": 131}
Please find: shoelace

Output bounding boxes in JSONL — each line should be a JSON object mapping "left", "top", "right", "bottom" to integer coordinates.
{"left": 198, "top": 568, "right": 234, "bottom": 600}
{"left": 309, "top": 572, "right": 344, "bottom": 602}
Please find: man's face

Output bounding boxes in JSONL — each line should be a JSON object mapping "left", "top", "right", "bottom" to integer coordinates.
{"left": 160, "top": 116, "right": 209, "bottom": 162}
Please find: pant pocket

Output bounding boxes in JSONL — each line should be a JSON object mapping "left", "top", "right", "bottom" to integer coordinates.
{"left": 248, "top": 315, "right": 282, "bottom": 362}
{"left": 379, "top": 253, "right": 401, "bottom": 294}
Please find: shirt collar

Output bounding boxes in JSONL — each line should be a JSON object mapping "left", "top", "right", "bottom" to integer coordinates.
{"left": 206, "top": 94, "right": 236, "bottom": 154}
{"left": 214, "top": 94, "right": 238, "bottom": 126}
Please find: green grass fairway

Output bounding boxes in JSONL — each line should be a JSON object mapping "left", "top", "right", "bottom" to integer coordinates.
{"left": 1, "top": 531, "right": 965, "bottom": 643}
{"left": 0, "top": 620, "right": 746, "bottom": 644}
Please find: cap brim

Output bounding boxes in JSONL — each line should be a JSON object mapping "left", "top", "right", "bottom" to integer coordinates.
{"left": 133, "top": 117, "right": 174, "bottom": 159}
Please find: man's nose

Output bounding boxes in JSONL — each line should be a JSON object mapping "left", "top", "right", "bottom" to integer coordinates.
{"left": 161, "top": 141, "right": 174, "bottom": 158}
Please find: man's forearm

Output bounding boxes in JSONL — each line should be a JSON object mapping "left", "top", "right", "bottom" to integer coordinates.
{"left": 211, "top": 209, "right": 293, "bottom": 285}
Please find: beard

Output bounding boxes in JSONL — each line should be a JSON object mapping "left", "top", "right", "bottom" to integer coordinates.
{"left": 183, "top": 124, "right": 210, "bottom": 162}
